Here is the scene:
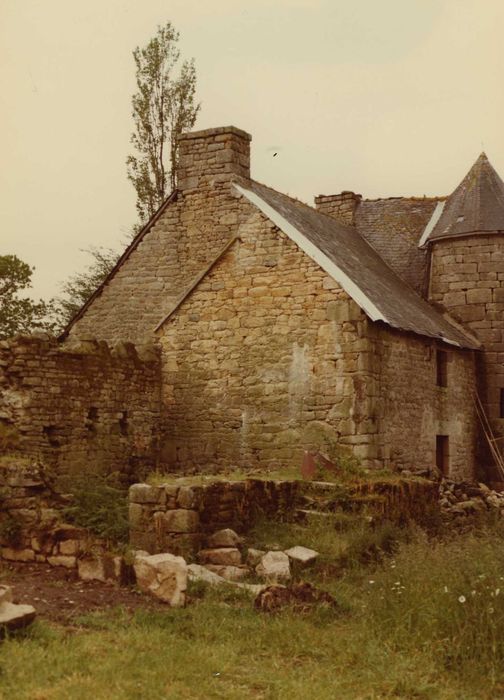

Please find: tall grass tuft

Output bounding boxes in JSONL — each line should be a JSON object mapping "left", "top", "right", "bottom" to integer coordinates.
{"left": 365, "top": 525, "right": 504, "bottom": 681}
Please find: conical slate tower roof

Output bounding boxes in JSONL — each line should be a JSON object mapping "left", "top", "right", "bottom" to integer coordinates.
{"left": 427, "top": 153, "right": 504, "bottom": 242}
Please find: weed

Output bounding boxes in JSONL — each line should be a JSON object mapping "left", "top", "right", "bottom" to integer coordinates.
{"left": 61, "top": 471, "right": 128, "bottom": 545}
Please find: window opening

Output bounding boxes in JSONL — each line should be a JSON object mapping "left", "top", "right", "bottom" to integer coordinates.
{"left": 436, "top": 350, "right": 448, "bottom": 387}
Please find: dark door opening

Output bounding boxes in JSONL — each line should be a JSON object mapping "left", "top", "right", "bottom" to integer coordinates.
{"left": 436, "top": 435, "right": 449, "bottom": 475}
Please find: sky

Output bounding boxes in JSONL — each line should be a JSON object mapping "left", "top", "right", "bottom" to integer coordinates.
{"left": 1, "top": 0, "right": 503, "bottom": 300}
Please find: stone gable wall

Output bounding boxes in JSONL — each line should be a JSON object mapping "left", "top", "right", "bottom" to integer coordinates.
{"left": 0, "top": 335, "right": 161, "bottom": 481}
{"left": 157, "top": 209, "right": 380, "bottom": 472}
{"left": 68, "top": 128, "right": 252, "bottom": 345}
{"left": 370, "top": 326, "right": 476, "bottom": 480}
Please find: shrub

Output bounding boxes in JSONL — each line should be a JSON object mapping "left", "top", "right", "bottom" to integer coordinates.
{"left": 62, "top": 471, "right": 128, "bottom": 545}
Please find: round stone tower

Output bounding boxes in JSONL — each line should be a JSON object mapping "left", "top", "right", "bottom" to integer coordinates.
{"left": 426, "top": 153, "right": 504, "bottom": 479}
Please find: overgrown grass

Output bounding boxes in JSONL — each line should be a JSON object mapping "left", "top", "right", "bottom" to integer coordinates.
{"left": 3, "top": 522, "right": 504, "bottom": 697}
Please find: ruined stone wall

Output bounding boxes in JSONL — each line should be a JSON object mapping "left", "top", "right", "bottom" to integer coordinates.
{"left": 157, "top": 209, "right": 378, "bottom": 472}
{"left": 370, "top": 326, "right": 477, "bottom": 480}
{"left": 0, "top": 335, "right": 161, "bottom": 481}
{"left": 129, "top": 479, "right": 300, "bottom": 555}
{"left": 68, "top": 127, "right": 252, "bottom": 345}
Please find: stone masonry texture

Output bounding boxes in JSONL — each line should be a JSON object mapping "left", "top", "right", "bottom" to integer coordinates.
{"left": 0, "top": 335, "right": 160, "bottom": 481}
{"left": 429, "top": 235, "right": 504, "bottom": 477}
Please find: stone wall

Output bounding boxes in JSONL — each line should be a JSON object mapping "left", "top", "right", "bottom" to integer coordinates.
{"left": 157, "top": 207, "right": 378, "bottom": 472}
{"left": 370, "top": 326, "right": 477, "bottom": 480}
{"left": 0, "top": 457, "right": 82, "bottom": 565}
{"left": 429, "top": 235, "right": 504, "bottom": 474}
{"left": 0, "top": 335, "right": 161, "bottom": 481}
{"left": 67, "top": 127, "right": 253, "bottom": 344}
{"left": 129, "top": 479, "right": 300, "bottom": 555}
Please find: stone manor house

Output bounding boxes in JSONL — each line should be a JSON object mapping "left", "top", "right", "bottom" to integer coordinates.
{"left": 3, "top": 125, "right": 504, "bottom": 483}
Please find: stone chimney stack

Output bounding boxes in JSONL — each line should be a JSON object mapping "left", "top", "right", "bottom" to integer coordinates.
{"left": 177, "top": 126, "right": 252, "bottom": 192}
{"left": 314, "top": 191, "right": 362, "bottom": 226}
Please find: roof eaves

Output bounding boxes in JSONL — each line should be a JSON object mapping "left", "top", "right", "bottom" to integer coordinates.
{"left": 234, "top": 182, "right": 478, "bottom": 350}
{"left": 59, "top": 190, "right": 178, "bottom": 340}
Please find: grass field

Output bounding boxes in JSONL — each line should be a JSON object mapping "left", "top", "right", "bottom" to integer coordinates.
{"left": 2, "top": 521, "right": 504, "bottom": 699}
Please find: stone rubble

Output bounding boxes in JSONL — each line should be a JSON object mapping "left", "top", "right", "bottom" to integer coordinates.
{"left": 284, "top": 546, "right": 319, "bottom": 566}
{"left": 439, "top": 478, "right": 504, "bottom": 525}
{"left": 133, "top": 552, "right": 187, "bottom": 607}
{"left": 0, "top": 585, "right": 36, "bottom": 632}
{"left": 256, "top": 551, "right": 291, "bottom": 582}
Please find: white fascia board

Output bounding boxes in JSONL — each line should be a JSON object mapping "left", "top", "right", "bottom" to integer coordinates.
{"left": 418, "top": 201, "right": 445, "bottom": 248}
{"left": 233, "top": 183, "right": 387, "bottom": 323}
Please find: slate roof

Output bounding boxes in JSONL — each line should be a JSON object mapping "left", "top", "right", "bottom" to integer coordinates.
{"left": 235, "top": 180, "right": 479, "bottom": 349}
{"left": 426, "top": 153, "right": 504, "bottom": 243}
{"left": 355, "top": 197, "right": 442, "bottom": 294}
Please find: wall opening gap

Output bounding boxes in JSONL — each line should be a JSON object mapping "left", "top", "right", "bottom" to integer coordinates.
{"left": 436, "top": 350, "right": 448, "bottom": 387}
{"left": 436, "top": 435, "right": 449, "bottom": 475}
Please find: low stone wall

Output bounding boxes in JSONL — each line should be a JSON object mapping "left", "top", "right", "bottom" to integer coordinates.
{"left": 129, "top": 479, "right": 300, "bottom": 555}
{"left": 0, "top": 458, "right": 127, "bottom": 582}
{"left": 0, "top": 334, "right": 161, "bottom": 481}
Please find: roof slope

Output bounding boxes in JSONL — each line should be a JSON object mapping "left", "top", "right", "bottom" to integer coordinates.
{"left": 235, "top": 180, "right": 478, "bottom": 349}
{"left": 355, "top": 197, "right": 442, "bottom": 294}
{"left": 427, "top": 153, "right": 504, "bottom": 242}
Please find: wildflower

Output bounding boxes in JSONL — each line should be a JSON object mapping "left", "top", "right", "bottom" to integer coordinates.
{"left": 458, "top": 595, "right": 466, "bottom": 603}
{"left": 471, "top": 590, "right": 476, "bottom": 596}
{"left": 444, "top": 586, "right": 449, "bottom": 593}
{"left": 369, "top": 580, "right": 375, "bottom": 585}
{"left": 394, "top": 582, "right": 401, "bottom": 586}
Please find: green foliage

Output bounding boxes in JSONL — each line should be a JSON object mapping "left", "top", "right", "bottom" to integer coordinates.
{"left": 127, "top": 22, "right": 200, "bottom": 224}
{"left": 0, "top": 254, "right": 55, "bottom": 339}
{"left": 62, "top": 471, "right": 128, "bottom": 545}
{"left": 53, "top": 246, "right": 119, "bottom": 329}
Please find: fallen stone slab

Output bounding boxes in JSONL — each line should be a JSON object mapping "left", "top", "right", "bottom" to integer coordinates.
{"left": 0, "top": 585, "right": 36, "bottom": 632}
{"left": 284, "top": 546, "right": 319, "bottom": 566}
{"left": 197, "top": 547, "right": 242, "bottom": 566}
{"left": 256, "top": 551, "right": 291, "bottom": 582}
{"left": 206, "top": 528, "right": 243, "bottom": 548}
{"left": 134, "top": 553, "right": 187, "bottom": 607}
{"left": 188, "top": 564, "right": 264, "bottom": 595}
{"left": 204, "top": 564, "right": 250, "bottom": 581}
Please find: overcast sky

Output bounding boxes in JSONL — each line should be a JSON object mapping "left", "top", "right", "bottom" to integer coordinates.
{"left": 1, "top": 0, "right": 503, "bottom": 300}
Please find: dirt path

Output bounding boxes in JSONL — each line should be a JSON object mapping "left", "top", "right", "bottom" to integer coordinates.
{"left": 1, "top": 561, "right": 166, "bottom": 625}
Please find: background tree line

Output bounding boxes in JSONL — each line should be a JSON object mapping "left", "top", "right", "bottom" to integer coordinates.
{"left": 0, "top": 21, "right": 199, "bottom": 340}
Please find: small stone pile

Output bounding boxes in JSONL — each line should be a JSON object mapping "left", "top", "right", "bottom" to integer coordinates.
{"left": 439, "top": 479, "right": 504, "bottom": 524}
{"left": 130, "top": 527, "right": 320, "bottom": 607}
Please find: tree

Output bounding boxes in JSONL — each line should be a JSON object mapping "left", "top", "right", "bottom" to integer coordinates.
{"left": 0, "top": 255, "right": 55, "bottom": 339}
{"left": 126, "top": 22, "right": 200, "bottom": 225}
{"left": 53, "top": 246, "right": 119, "bottom": 329}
